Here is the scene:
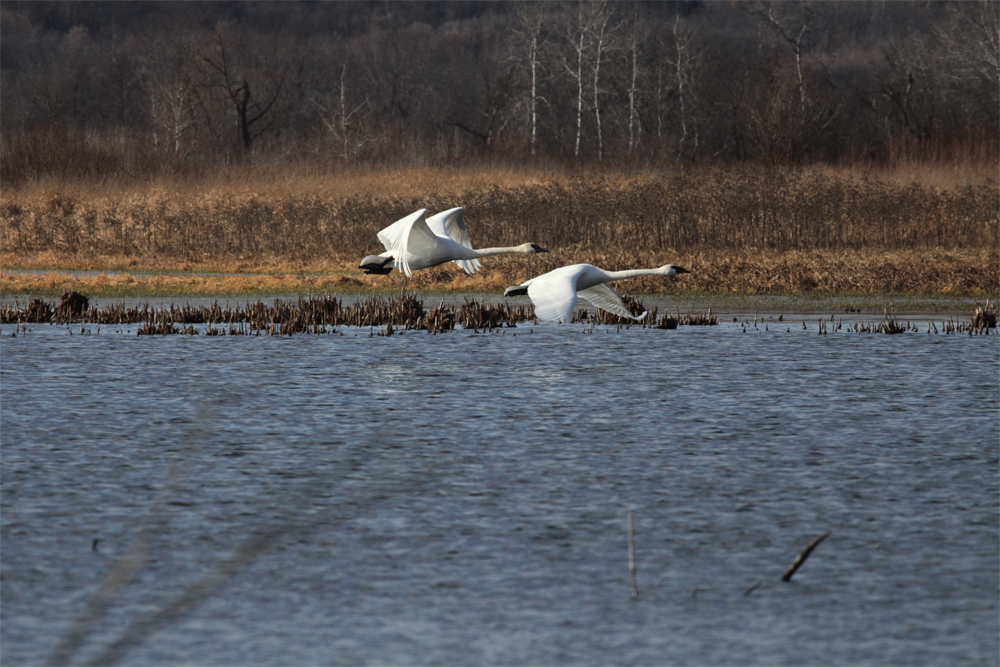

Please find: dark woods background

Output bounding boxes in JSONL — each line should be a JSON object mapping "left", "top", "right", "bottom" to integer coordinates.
{"left": 2, "top": 1, "right": 997, "bottom": 183}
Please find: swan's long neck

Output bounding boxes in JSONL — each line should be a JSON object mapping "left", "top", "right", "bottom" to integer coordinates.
{"left": 600, "top": 267, "right": 670, "bottom": 283}
{"left": 468, "top": 246, "right": 532, "bottom": 259}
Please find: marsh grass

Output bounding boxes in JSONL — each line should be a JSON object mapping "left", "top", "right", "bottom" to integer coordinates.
{"left": 4, "top": 247, "right": 994, "bottom": 298}
{"left": 2, "top": 164, "right": 996, "bottom": 296}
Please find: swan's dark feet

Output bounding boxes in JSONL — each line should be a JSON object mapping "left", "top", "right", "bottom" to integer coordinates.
{"left": 360, "top": 257, "right": 394, "bottom": 275}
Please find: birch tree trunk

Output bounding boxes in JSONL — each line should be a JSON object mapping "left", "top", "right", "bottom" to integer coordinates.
{"left": 515, "top": 3, "right": 546, "bottom": 158}
{"left": 574, "top": 19, "right": 584, "bottom": 158}
{"left": 589, "top": 4, "right": 612, "bottom": 161}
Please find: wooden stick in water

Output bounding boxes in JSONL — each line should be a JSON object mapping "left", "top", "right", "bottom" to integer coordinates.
{"left": 627, "top": 511, "right": 638, "bottom": 599}
{"left": 782, "top": 529, "right": 832, "bottom": 582}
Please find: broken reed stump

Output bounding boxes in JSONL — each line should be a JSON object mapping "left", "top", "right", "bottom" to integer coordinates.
{"left": 54, "top": 291, "right": 90, "bottom": 320}
{"left": 627, "top": 511, "right": 638, "bottom": 599}
{"left": 782, "top": 529, "right": 832, "bottom": 582}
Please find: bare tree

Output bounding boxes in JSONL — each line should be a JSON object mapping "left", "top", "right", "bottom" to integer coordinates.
{"left": 560, "top": 3, "right": 588, "bottom": 158}
{"left": 140, "top": 31, "right": 200, "bottom": 155}
{"left": 20, "top": 24, "right": 96, "bottom": 126}
{"left": 671, "top": 14, "right": 698, "bottom": 157}
{"left": 1, "top": 2, "right": 995, "bottom": 168}
{"left": 554, "top": 1, "right": 612, "bottom": 159}
{"left": 588, "top": 1, "right": 614, "bottom": 160}
{"left": 935, "top": 0, "right": 1000, "bottom": 131}
{"left": 514, "top": 2, "right": 547, "bottom": 156}
{"left": 311, "top": 61, "right": 376, "bottom": 161}
{"left": 447, "top": 17, "right": 521, "bottom": 153}
{"left": 199, "top": 24, "right": 289, "bottom": 153}
{"left": 749, "top": 0, "right": 814, "bottom": 109}
{"left": 620, "top": 5, "right": 648, "bottom": 156}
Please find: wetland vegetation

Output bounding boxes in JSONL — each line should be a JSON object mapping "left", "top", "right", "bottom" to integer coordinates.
{"left": 2, "top": 164, "right": 997, "bottom": 300}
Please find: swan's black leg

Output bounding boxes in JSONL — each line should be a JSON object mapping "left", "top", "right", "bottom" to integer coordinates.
{"left": 360, "top": 257, "right": 395, "bottom": 275}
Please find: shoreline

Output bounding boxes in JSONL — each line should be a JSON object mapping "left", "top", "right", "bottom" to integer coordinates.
{"left": 2, "top": 274, "right": 992, "bottom": 317}
{"left": 0, "top": 248, "right": 1000, "bottom": 303}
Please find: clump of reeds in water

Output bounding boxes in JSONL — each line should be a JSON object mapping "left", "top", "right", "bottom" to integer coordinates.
{"left": 458, "top": 299, "right": 533, "bottom": 331}
{"left": 573, "top": 295, "right": 648, "bottom": 326}
{"left": 849, "top": 319, "right": 919, "bottom": 334}
{"left": 971, "top": 300, "right": 997, "bottom": 332}
{"left": 4, "top": 291, "right": 92, "bottom": 324}
{"left": 653, "top": 307, "right": 718, "bottom": 328}
{"left": 21, "top": 298, "right": 53, "bottom": 322}
{"left": 1, "top": 292, "right": 527, "bottom": 334}
{"left": 0, "top": 292, "right": 716, "bottom": 333}
{"left": 423, "top": 304, "right": 455, "bottom": 333}
{"left": 937, "top": 302, "right": 997, "bottom": 336}
{"left": 5, "top": 292, "right": 993, "bottom": 337}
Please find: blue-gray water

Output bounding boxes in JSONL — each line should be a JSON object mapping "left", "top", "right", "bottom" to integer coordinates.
{"left": 2, "top": 316, "right": 998, "bottom": 666}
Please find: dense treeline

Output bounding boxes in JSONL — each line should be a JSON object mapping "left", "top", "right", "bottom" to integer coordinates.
{"left": 1, "top": 0, "right": 997, "bottom": 183}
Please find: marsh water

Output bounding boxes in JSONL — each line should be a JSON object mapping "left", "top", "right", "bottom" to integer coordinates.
{"left": 1, "top": 299, "right": 998, "bottom": 666}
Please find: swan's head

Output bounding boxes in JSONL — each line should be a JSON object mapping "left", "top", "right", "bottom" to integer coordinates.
{"left": 520, "top": 243, "right": 548, "bottom": 254}
{"left": 660, "top": 264, "right": 690, "bottom": 276}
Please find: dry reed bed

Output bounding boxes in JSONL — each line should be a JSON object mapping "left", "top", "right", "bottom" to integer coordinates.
{"left": 3, "top": 166, "right": 997, "bottom": 296}
{"left": 2, "top": 167, "right": 996, "bottom": 285}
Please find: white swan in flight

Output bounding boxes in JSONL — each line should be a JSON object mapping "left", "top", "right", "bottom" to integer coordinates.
{"left": 359, "top": 207, "right": 548, "bottom": 277}
{"left": 503, "top": 263, "right": 690, "bottom": 323}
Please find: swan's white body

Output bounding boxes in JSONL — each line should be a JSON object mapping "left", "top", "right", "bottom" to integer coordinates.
{"left": 504, "top": 263, "right": 690, "bottom": 323}
{"left": 360, "top": 207, "right": 547, "bottom": 277}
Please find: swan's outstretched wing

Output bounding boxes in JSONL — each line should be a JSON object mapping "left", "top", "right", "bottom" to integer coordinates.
{"left": 425, "top": 207, "right": 480, "bottom": 275}
{"left": 376, "top": 209, "right": 438, "bottom": 278}
{"left": 526, "top": 271, "right": 579, "bottom": 323}
{"left": 578, "top": 284, "right": 647, "bottom": 321}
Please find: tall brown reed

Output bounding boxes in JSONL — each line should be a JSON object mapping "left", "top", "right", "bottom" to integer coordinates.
{"left": 3, "top": 166, "right": 995, "bottom": 262}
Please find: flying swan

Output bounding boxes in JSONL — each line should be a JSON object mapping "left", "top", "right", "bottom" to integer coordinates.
{"left": 359, "top": 207, "right": 548, "bottom": 277}
{"left": 503, "top": 263, "right": 691, "bottom": 323}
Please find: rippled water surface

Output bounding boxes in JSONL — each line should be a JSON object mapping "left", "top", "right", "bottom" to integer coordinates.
{"left": 2, "top": 315, "right": 998, "bottom": 666}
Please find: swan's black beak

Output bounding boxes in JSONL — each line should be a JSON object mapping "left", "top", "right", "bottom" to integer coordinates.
{"left": 674, "top": 266, "right": 691, "bottom": 274}
{"left": 531, "top": 244, "right": 549, "bottom": 253}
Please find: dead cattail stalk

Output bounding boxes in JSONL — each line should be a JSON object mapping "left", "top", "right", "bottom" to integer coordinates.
{"left": 627, "top": 511, "right": 638, "bottom": 599}
{"left": 781, "top": 529, "right": 832, "bottom": 582}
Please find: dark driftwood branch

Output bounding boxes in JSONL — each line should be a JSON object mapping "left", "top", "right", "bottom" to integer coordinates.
{"left": 782, "top": 529, "right": 832, "bottom": 581}
{"left": 627, "top": 511, "right": 638, "bottom": 599}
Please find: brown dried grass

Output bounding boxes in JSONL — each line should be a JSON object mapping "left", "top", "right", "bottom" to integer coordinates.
{"left": 2, "top": 164, "right": 996, "bottom": 296}
{"left": 3, "top": 247, "right": 994, "bottom": 297}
